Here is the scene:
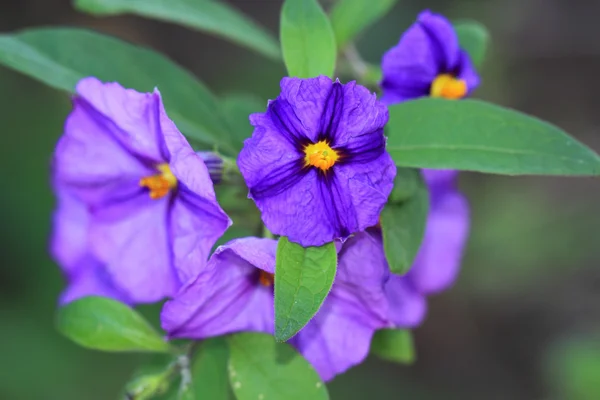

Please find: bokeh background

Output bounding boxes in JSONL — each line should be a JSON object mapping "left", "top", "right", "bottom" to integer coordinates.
{"left": 1, "top": 0, "right": 599, "bottom": 399}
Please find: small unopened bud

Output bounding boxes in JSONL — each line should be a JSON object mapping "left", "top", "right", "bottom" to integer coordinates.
{"left": 197, "top": 152, "right": 224, "bottom": 184}
{"left": 124, "top": 370, "right": 171, "bottom": 400}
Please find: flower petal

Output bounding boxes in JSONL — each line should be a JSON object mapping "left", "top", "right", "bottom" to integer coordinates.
{"left": 384, "top": 276, "right": 427, "bottom": 327}
{"left": 239, "top": 107, "right": 306, "bottom": 199}
{"left": 89, "top": 193, "right": 179, "bottom": 303}
{"left": 456, "top": 50, "right": 481, "bottom": 93}
{"left": 59, "top": 256, "right": 131, "bottom": 305}
{"left": 75, "top": 77, "right": 168, "bottom": 162}
{"left": 417, "top": 10, "right": 460, "bottom": 72}
{"left": 170, "top": 188, "right": 232, "bottom": 283}
{"left": 50, "top": 186, "right": 90, "bottom": 275}
{"left": 161, "top": 237, "right": 276, "bottom": 339}
{"left": 250, "top": 169, "right": 339, "bottom": 246}
{"left": 333, "top": 82, "right": 388, "bottom": 164}
{"left": 408, "top": 187, "right": 470, "bottom": 294}
{"left": 54, "top": 95, "right": 152, "bottom": 206}
{"left": 318, "top": 80, "right": 345, "bottom": 142}
{"left": 279, "top": 76, "right": 333, "bottom": 142}
{"left": 335, "top": 154, "right": 396, "bottom": 236}
{"left": 335, "top": 231, "right": 390, "bottom": 321}
{"left": 160, "top": 100, "right": 232, "bottom": 282}
{"left": 291, "top": 296, "right": 380, "bottom": 382}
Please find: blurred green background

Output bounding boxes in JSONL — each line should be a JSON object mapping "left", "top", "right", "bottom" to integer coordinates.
{"left": 1, "top": 0, "right": 599, "bottom": 399}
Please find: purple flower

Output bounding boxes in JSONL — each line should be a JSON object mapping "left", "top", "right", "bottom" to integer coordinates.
{"left": 161, "top": 232, "right": 425, "bottom": 381}
{"left": 380, "top": 10, "right": 480, "bottom": 104}
{"left": 237, "top": 76, "right": 396, "bottom": 247}
{"left": 406, "top": 169, "right": 470, "bottom": 294}
{"left": 51, "top": 77, "right": 231, "bottom": 303}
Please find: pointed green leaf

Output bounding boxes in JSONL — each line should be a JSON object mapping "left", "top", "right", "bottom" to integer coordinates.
{"left": 227, "top": 332, "right": 329, "bottom": 400}
{"left": 280, "top": 0, "right": 337, "bottom": 77}
{"left": 455, "top": 21, "right": 490, "bottom": 67}
{"left": 387, "top": 99, "right": 600, "bottom": 176}
{"left": 0, "top": 28, "right": 235, "bottom": 154}
{"left": 381, "top": 170, "right": 429, "bottom": 275}
{"left": 371, "top": 329, "right": 416, "bottom": 364}
{"left": 74, "top": 0, "right": 280, "bottom": 60}
{"left": 191, "top": 337, "right": 231, "bottom": 400}
{"left": 330, "top": 0, "right": 398, "bottom": 50}
{"left": 275, "top": 237, "right": 337, "bottom": 342}
{"left": 56, "top": 296, "right": 172, "bottom": 353}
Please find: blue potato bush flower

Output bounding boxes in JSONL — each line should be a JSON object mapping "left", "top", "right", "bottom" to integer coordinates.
{"left": 51, "top": 78, "right": 230, "bottom": 304}
{"left": 238, "top": 76, "right": 396, "bottom": 247}
{"left": 380, "top": 10, "right": 480, "bottom": 103}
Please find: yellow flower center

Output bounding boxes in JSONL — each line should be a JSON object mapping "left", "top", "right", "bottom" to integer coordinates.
{"left": 304, "top": 140, "right": 339, "bottom": 171}
{"left": 430, "top": 74, "right": 468, "bottom": 99}
{"left": 139, "top": 163, "right": 177, "bottom": 199}
{"left": 259, "top": 270, "right": 274, "bottom": 287}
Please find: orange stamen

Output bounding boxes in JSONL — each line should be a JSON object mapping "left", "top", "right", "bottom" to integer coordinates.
{"left": 304, "top": 140, "right": 339, "bottom": 171}
{"left": 430, "top": 74, "right": 468, "bottom": 100}
{"left": 259, "top": 270, "right": 274, "bottom": 287}
{"left": 139, "top": 163, "right": 177, "bottom": 200}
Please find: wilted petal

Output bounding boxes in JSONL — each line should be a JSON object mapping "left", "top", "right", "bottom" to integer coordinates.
{"left": 161, "top": 238, "right": 276, "bottom": 339}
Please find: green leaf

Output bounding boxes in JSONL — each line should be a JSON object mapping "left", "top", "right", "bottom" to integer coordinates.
{"left": 388, "top": 167, "right": 421, "bottom": 203}
{"left": 227, "top": 332, "right": 329, "bottom": 400}
{"left": 274, "top": 237, "right": 337, "bottom": 342}
{"left": 330, "top": 0, "right": 397, "bottom": 50}
{"left": 386, "top": 99, "right": 600, "bottom": 176}
{"left": 0, "top": 28, "right": 235, "bottom": 154}
{"left": 56, "top": 296, "right": 172, "bottom": 353}
{"left": 191, "top": 337, "right": 231, "bottom": 400}
{"left": 381, "top": 170, "right": 429, "bottom": 275}
{"left": 455, "top": 21, "right": 490, "bottom": 67}
{"left": 370, "top": 329, "right": 416, "bottom": 364}
{"left": 221, "top": 93, "right": 265, "bottom": 151}
{"left": 280, "top": 0, "right": 337, "bottom": 78}
{"left": 74, "top": 0, "right": 280, "bottom": 60}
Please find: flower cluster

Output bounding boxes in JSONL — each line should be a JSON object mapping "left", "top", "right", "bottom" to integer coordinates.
{"left": 51, "top": 10, "right": 477, "bottom": 381}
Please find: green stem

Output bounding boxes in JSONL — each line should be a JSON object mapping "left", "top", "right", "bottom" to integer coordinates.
{"left": 262, "top": 225, "right": 275, "bottom": 239}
